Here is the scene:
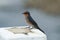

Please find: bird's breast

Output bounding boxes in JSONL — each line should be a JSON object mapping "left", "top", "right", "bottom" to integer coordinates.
{"left": 25, "top": 17, "right": 32, "bottom": 25}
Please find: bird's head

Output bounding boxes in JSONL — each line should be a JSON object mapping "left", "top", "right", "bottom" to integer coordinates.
{"left": 22, "top": 11, "right": 30, "bottom": 17}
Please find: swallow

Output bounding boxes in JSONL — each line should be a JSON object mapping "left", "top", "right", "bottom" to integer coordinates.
{"left": 23, "top": 11, "right": 45, "bottom": 34}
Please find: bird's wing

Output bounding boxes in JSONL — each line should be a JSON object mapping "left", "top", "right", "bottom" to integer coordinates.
{"left": 28, "top": 16, "right": 38, "bottom": 26}
{"left": 28, "top": 16, "right": 45, "bottom": 34}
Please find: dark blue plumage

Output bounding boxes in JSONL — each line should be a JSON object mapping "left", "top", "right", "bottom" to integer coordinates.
{"left": 23, "top": 11, "right": 45, "bottom": 34}
{"left": 28, "top": 15, "right": 45, "bottom": 34}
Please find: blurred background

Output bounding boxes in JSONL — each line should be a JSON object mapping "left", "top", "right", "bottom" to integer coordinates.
{"left": 0, "top": 0, "right": 60, "bottom": 40}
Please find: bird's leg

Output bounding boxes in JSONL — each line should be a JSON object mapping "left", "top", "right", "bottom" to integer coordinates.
{"left": 30, "top": 25, "right": 35, "bottom": 29}
{"left": 27, "top": 26, "right": 33, "bottom": 30}
{"left": 26, "top": 26, "right": 30, "bottom": 29}
{"left": 26, "top": 26, "right": 31, "bottom": 29}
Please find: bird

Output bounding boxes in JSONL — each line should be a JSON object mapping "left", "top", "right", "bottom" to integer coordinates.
{"left": 22, "top": 11, "right": 45, "bottom": 34}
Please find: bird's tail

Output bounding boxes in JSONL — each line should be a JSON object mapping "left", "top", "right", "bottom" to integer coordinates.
{"left": 38, "top": 27, "right": 45, "bottom": 34}
{"left": 34, "top": 25, "right": 45, "bottom": 34}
